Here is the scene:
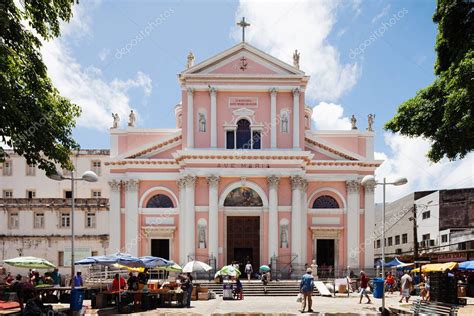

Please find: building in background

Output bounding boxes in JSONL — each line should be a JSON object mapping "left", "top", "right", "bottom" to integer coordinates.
{"left": 374, "top": 188, "right": 474, "bottom": 264}
{"left": 0, "top": 150, "right": 110, "bottom": 275}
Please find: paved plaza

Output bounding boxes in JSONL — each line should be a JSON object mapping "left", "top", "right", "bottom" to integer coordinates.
{"left": 84, "top": 293, "right": 474, "bottom": 315}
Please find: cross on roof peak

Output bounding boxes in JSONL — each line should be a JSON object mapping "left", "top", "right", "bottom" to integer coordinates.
{"left": 237, "top": 17, "right": 250, "bottom": 42}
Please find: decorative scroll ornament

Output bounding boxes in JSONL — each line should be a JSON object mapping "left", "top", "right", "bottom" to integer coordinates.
{"left": 267, "top": 175, "right": 280, "bottom": 188}
{"left": 207, "top": 175, "right": 220, "bottom": 186}
{"left": 177, "top": 178, "right": 186, "bottom": 190}
{"left": 292, "top": 88, "right": 300, "bottom": 97}
{"left": 125, "top": 179, "right": 139, "bottom": 192}
{"left": 108, "top": 179, "right": 121, "bottom": 192}
{"left": 364, "top": 181, "right": 375, "bottom": 193}
{"left": 290, "top": 175, "right": 304, "bottom": 190}
{"left": 346, "top": 180, "right": 360, "bottom": 193}
{"left": 184, "top": 175, "right": 196, "bottom": 186}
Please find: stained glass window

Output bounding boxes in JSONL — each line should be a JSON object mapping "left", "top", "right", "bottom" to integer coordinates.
{"left": 146, "top": 194, "right": 174, "bottom": 208}
{"left": 312, "top": 195, "right": 339, "bottom": 208}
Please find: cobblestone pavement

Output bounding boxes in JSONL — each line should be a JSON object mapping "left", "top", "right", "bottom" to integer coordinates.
{"left": 84, "top": 293, "right": 474, "bottom": 315}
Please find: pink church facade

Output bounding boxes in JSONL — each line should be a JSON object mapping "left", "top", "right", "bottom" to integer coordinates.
{"left": 106, "top": 43, "right": 381, "bottom": 271}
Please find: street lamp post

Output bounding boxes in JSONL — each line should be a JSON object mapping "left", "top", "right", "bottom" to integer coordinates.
{"left": 361, "top": 175, "right": 407, "bottom": 315}
{"left": 47, "top": 169, "right": 98, "bottom": 288}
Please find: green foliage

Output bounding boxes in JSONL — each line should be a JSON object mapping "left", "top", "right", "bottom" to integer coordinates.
{"left": 0, "top": 0, "right": 80, "bottom": 173}
{"left": 385, "top": 0, "right": 473, "bottom": 162}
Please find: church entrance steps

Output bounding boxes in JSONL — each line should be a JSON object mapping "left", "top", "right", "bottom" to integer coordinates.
{"left": 198, "top": 280, "right": 322, "bottom": 297}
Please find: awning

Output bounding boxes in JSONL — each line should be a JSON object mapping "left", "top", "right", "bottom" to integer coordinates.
{"left": 412, "top": 262, "right": 458, "bottom": 273}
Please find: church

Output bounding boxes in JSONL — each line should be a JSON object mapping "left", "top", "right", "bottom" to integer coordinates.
{"left": 106, "top": 25, "right": 381, "bottom": 272}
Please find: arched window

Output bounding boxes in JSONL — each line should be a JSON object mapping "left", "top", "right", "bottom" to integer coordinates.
{"left": 236, "top": 119, "right": 251, "bottom": 149}
{"left": 224, "top": 186, "right": 263, "bottom": 207}
{"left": 312, "top": 195, "right": 339, "bottom": 208}
{"left": 146, "top": 194, "right": 174, "bottom": 208}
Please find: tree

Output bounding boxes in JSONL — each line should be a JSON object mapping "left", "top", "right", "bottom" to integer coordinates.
{"left": 0, "top": 0, "right": 81, "bottom": 173}
{"left": 385, "top": 0, "right": 473, "bottom": 162}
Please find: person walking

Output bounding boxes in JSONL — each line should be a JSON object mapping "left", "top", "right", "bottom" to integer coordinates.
{"left": 71, "top": 271, "right": 83, "bottom": 287}
{"left": 399, "top": 271, "right": 412, "bottom": 303}
{"left": 358, "top": 271, "right": 371, "bottom": 304}
{"left": 299, "top": 268, "right": 314, "bottom": 313}
{"left": 385, "top": 271, "right": 395, "bottom": 294}
{"left": 261, "top": 271, "right": 269, "bottom": 294}
{"left": 185, "top": 273, "right": 193, "bottom": 308}
{"left": 245, "top": 261, "right": 253, "bottom": 281}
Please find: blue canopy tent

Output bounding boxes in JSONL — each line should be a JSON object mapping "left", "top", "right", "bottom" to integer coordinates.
{"left": 75, "top": 253, "right": 144, "bottom": 268}
{"left": 139, "top": 256, "right": 172, "bottom": 268}
{"left": 459, "top": 261, "right": 474, "bottom": 271}
{"left": 384, "top": 257, "right": 405, "bottom": 267}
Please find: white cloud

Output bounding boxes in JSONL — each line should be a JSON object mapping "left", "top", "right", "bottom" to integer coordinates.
{"left": 374, "top": 133, "right": 474, "bottom": 202}
{"left": 234, "top": 0, "right": 359, "bottom": 102}
{"left": 311, "top": 102, "right": 351, "bottom": 130}
{"left": 39, "top": 0, "right": 151, "bottom": 130}
{"left": 371, "top": 4, "right": 391, "bottom": 24}
{"left": 98, "top": 48, "right": 110, "bottom": 62}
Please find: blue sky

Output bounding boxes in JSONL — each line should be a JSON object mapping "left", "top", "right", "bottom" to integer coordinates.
{"left": 41, "top": 0, "right": 473, "bottom": 201}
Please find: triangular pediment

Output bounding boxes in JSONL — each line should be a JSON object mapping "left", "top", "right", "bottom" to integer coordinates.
{"left": 118, "top": 132, "right": 182, "bottom": 160}
{"left": 305, "top": 136, "right": 363, "bottom": 161}
{"left": 182, "top": 43, "right": 305, "bottom": 76}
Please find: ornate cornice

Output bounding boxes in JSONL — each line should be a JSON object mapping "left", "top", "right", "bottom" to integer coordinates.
{"left": 308, "top": 161, "right": 380, "bottom": 167}
{"left": 267, "top": 175, "right": 280, "bottom": 188}
{"left": 125, "top": 179, "right": 139, "bottom": 192}
{"left": 108, "top": 179, "right": 121, "bottom": 192}
{"left": 206, "top": 175, "right": 220, "bottom": 186}
{"left": 346, "top": 180, "right": 360, "bottom": 193}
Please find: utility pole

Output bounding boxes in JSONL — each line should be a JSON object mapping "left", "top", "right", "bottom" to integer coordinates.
{"left": 412, "top": 204, "right": 419, "bottom": 261}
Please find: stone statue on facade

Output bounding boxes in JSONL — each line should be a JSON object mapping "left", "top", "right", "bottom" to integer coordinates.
{"left": 198, "top": 225, "right": 206, "bottom": 248}
{"left": 128, "top": 110, "right": 136, "bottom": 127}
{"left": 367, "top": 114, "right": 375, "bottom": 132}
{"left": 198, "top": 113, "right": 206, "bottom": 132}
{"left": 293, "top": 49, "right": 300, "bottom": 69}
{"left": 187, "top": 51, "right": 195, "bottom": 69}
{"left": 281, "top": 112, "right": 289, "bottom": 133}
{"left": 350, "top": 114, "right": 357, "bottom": 130}
{"left": 280, "top": 224, "right": 289, "bottom": 248}
{"left": 111, "top": 113, "right": 120, "bottom": 129}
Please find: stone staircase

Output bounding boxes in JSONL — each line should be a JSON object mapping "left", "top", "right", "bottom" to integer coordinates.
{"left": 197, "top": 280, "right": 321, "bottom": 297}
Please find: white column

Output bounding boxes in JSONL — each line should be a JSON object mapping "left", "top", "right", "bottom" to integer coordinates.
{"left": 108, "top": 180, "right": 121, "bottom": 253}
{"left": 291, "top": 176, "right": 303, "bottom": 263}
{"left": 270, "top": 88, "right": 277, "bottom": 149}
{"left": 125, "top": 179, "right": 139, "bottom": 256}
{"left": 267, "top": 175, "right": 280, "bottom": 260}
{"left": 300, "top": 179, "right": 308, "bottom": 264}
{"left": 346, "top": 180, "right": 360, "bottom": 268}
{"left": 209, "top": 87, "right": 217, "bottom": 148}
{"left": 364, "top": 182, "right": 376, "bottom": 269}
{"left": 184, "top": 175, "right": 196, "bottom": 260}
{"left": 292, "top": 88, "right": 300, "bottom": 149}
{"left": 177, "top": 178, "right": 186, "bottom": 264}
{"left": 207, "top": 175, "right": 220, "bottom": 260}
{"left": 187, "top": 88, "right": 194, "bottom": 148}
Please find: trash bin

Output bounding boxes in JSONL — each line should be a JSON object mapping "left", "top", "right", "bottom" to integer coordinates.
{"left": 373, "top": 278, "right": 384, "bottom": 299}
{"left": 70, "top": 288, "right": 85, "bottom": 311}
{"left": 223, "top": 283, "right": 233, "bottom": 300}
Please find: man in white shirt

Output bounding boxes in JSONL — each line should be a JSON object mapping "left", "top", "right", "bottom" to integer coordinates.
{"left": 244, "top": 262, "right": 253, "bottom": 281}
{"left": 399, "top": 271, "right": 413, "bottom": 303}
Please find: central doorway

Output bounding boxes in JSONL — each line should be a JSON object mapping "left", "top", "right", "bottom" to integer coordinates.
{"left": 151, "top": 239, "right": 170, "bottom": 260}
{"left": 227, "top": 216, "right": 260, "bottom": 271}
{"left": 316, "top": 239, "right": 335, "bottom": 276}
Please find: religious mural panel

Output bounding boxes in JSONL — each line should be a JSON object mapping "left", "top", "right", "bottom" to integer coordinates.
{"left": 223, "top": 186, "right": 263, "bottom": 207}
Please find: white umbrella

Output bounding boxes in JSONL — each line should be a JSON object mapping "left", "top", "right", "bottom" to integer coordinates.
{"left": 182, "top": 260, "right": 212, "bottom": 273}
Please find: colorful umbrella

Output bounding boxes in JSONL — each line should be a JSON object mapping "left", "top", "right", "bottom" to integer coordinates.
{"left": 259, "top": 265, "right": 271, "bottom": 272}
{"left": 4, "top": 256, "right": 56, "bottom": 269}
{"left": 215, "top": 265, "right": 241, "bottom": 278}
{"left": 459, "top": 261, "right": 474, "bottom": 271}
{"left": 182, "top": 260, "right": 212, "bottom": 273}
{"left": 160, "top": 262, "right": 182, "bottom": 273}
{"left": 139, "top": 256, "right": 172, "bottom": 268}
